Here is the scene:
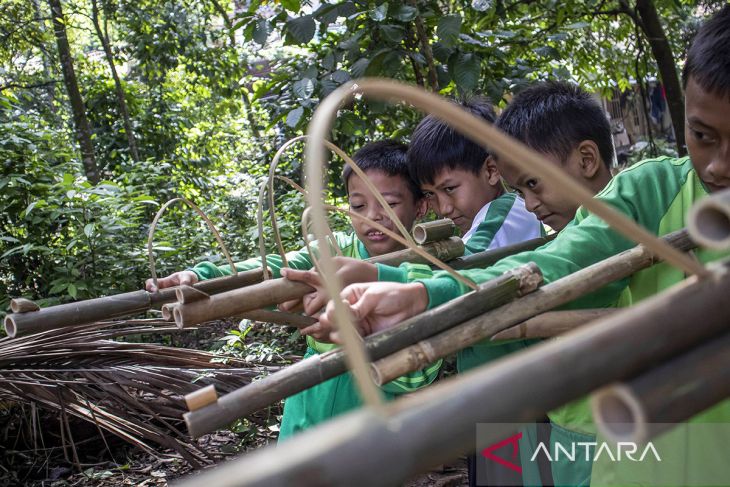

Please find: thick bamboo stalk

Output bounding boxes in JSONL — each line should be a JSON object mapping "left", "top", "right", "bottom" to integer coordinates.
{"left": 448, "top": 234, "right": 555, "bottom": 270}
{"left": 490, "top": 309, "right": 616, "bottom": 340}
{"left": 10, "top": 298, "right": 40, "bottom": 313}
{"left": 591, "top": 332, "right": 730, "bottom": 444}
{"left": 688, "top": 187, "right": 730, "bottom": 250}
{"left": 4, "top": 268, "right": 265, "bottom": 338}
{"left": 371, "top": 230, "right": 695, "bottom": 386}
{"left": 183, "top": 263, "right": 543, "bottom": 437}
{"left": 173, "top": 238, "right": 465, "bottom": 329}
{"left": 173, "top": 279, "right": 314, "bottom": 328}
{"left": 373, "top": 237, "right": 464, "bottom": 267}
{"left": 412, "top": 219, "right": 456, "bottom": 245}
{"left": 176, "top": 261, "right": 730, "bottom": 487}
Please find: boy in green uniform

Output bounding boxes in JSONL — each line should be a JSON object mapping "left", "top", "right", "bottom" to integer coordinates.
{"left": 146, "top": 140, "right": 441, "bottom": 439}
{"left": 318, "top": 7, "right": 730, "bottom": 485}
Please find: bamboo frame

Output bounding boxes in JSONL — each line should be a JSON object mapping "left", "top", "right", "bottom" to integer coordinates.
{"left": 183, "top": 263, "right": 542, "bottom": 438}
{"left": 448, "top": 234, "right": 555, "bottom": 270}
{"left": 176, "top": 261, "right": 730, "bottom": 487}
{"left": 591, "top": 332, "right": 730, "bottom": 444}
{"left": 688, "top": 187, "right": 730, "bottom": 250}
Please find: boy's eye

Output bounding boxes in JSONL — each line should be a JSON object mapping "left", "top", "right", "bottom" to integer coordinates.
{"left": 444, "top": 186, "right": 457, "bottom": 194}
{"left": 350, "top": 204, "right": 364, "bottom": 211}
{"left": 526, "top": 179, "right": 538, "bottom": 190}
{"left": 690, "top": 128, "right": 716, "bottom": 143}
{"left": 387, "top": 201, "right": 399, "bottom": 208}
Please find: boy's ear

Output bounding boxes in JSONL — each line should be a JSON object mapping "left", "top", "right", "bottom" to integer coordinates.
{"left": 484, "top": 156, "right": 502, "bottom": 186}
{"left": 577, "top": 140, "right": 602, "bottom": 178}
{"left": 415, "top": 197, "right": 428, "bottom": 220}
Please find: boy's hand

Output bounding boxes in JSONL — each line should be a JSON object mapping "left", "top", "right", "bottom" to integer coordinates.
{"left": 279, "top": 258, "right": 379, "bottom": 316}
{"left": 312, "top": 282, "right": 429, "bottom": 342}
{"left": 145, "top": 271, "right": 198, "bottom": 292}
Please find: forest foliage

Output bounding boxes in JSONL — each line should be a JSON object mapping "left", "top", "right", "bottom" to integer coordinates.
{"left": 0, "top": 0, "right": 723, "bottom": 313}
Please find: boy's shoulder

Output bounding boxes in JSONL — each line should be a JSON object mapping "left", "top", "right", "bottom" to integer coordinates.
{"left": 598, "top": 156, "right": 693, "bottom": 197}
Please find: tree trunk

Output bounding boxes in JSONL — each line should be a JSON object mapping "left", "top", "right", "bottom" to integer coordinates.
{"left": 634, "top": 0, "right": 686, "bottom": 156}
{"left": 47, "top": 0, "right": 99, "bottom": 183}
{"left": 90, "top": 0, "right": 140, "bottom": 161}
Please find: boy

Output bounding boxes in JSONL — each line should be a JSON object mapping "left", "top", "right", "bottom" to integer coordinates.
{"left": 147, "top": 140, "right": 440, "bottom": 439}
{"left": 320, "top": 6, "right": 730, "bottom": 485}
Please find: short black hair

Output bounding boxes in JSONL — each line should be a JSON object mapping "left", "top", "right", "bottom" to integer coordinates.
{"left": 342, "top": 140, "right": 421, "bottom": 200}
{"left": 682, "top": 5, "right": 730, "bottom": 100}
{"left": 496, "top": 81, "right": 614, "bottom": 168}
{"left": 407, "top": 96, "right": 496, "bottom": 185}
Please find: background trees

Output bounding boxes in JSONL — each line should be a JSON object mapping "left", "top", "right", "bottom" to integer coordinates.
{"left": 0, "top": 0, "right": 723, "bottom": 311}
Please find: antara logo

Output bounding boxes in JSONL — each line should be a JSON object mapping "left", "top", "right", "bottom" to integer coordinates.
{"left": 530, "top": 441, "right": 662, "bottom": 463}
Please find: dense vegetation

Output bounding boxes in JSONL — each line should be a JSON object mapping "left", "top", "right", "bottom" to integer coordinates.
{"left": 0, "top": 0, "right": 723, "bottom": 315}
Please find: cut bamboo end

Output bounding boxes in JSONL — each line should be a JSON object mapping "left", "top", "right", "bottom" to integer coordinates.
{"left": 688, "top": 188, "right": 730, "bottom": 250}
{"left": 4, "top": 315, "right": 17, "bottom": 338}
{"left": 161, "top": 304, "right": 176, "bottom": 321}
{"left": 185, "top": 385, "right": 218, "bottom": 412}
{"left": 591, "top": 384, "right": 648, "bottom": 444}
{"left": 412, "top": 219, "right": 455, "bottom": 245}
{"left": 10, "top": 298, "right": 40, "bottom": 313}
{"left": 176, "top": 285, "right": 210, "bottom": 304}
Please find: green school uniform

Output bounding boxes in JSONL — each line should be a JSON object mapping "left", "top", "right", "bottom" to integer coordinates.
{"left": 190, "top": 232, "right": 443, "bottom": 440}
{"left": 414, "top": 157, "right": 730, "bottom": 486}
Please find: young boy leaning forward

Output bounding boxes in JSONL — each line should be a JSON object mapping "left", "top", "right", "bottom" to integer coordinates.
{"left": 319, "top": 7, "right": 730, "bottom": 485}
{"left": 146, "top": 140, "right": 440, "bottom": 439}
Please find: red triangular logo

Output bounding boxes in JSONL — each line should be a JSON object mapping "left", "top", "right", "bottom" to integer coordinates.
{"left": 480, "top": 432, "right": 523, "bottom": 474}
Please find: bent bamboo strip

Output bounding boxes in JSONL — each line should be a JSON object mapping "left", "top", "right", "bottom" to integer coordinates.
{"left": 176, "top": 261, "right": 730, "bottom": 487}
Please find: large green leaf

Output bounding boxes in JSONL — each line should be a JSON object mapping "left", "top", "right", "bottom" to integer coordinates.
{"left": 437, "top": 15, "right": 462, "bottom": 48}
{"left": 286, "top": 107, "right": 304, "bottom": 127}
{"left": 380, "top": 25, "right": 405, "bottom": 44}
{"left": 350, "top": 58, "right": 370, "bottom": 78}
{"left": 370, "top": 3, "right": 388, "bottom": 22}
{"left": 281, "top": 0, "right": 300, "bottom": 13}
{"left": 452, "top": 52, "right": 481, "bottom": 91}
{"left": 393, "top": 5, "right": 418, "bottom": 22}
{"left": 286, "top": 15, "right": 316, "bottom": 44}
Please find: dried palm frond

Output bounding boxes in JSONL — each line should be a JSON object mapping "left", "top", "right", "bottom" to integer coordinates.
{"left": 0, "top": 319, "right": 283, "bottom": 467}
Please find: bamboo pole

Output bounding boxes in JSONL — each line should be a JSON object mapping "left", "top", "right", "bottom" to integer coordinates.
{"left": 4, "top": 268, "right": 265, "bottom": 338}
{"left": 448, "top": 234, "right": 555, "bottom": 270}
{"left": 175, "top": 261, "right": 730, "bottom": 487}
{"left": 490, "top": 309, "right": 616, "bottom": 340}
{"left": 172, "top": 237, "right": 465, "bottom": 329}
{"left": 238, "top": 310, "right": 317, "bottom": 329}
{"left": 413, "top": 219, "right": 456, "bottom": 245}
{"left": 370, "top": 230, "right": 695, "bottom": 386}
{"left": 591, "top": 332, "right": 730, "bottom": 444}
{"left": 374, "top": 237, "right": 464, "bottom": 267}
{"left": 688, "top": 187, "right": 730, "bottom": 250}
{"left": 183, "top": 263, "right": 542, "bottom": 438}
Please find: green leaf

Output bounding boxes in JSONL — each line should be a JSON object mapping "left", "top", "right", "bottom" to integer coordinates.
{"left": 84, "top": 223, "right": 94, "bottom": 238}
{"left": 286, "top": 107, "right": 304, "bottom": 127}
{"left": 286, "top": 15, "right": 316, "bottom": 44}
{"left": 380, "top": 25, "right": 405, "bottom": 44}
{"left": 369, "top": 3, "right": 388, "bottom": 22}
{"left": 67, "top": 283, "right": 77, "bottom": 299}
{"left": 293, "top": 78, "right": 315, "bottom": 100}
{"left": 566, "top": 21, "right": 590, "bottom": 30}
{"left": 253, "top": 20, "right": 271, "bottom": 45}
{"left": 437, "top": 15, "right": 462, "bottom": 48}
{"left": 452, "top": 52, "right": 481, "bottom": 91}
{"left": 393, "top": 5, "right": 417, "bottom": 22}
{"left": 281, "top": 0, "right": 300, "bottom": 12}
{"left": 350, "top": 58, "right": 370, "bottom": 78}
{"left": 533, "top": 45, "right": 560, "bottom": 59}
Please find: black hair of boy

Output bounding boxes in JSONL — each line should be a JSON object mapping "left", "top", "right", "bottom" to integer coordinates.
{"left": 496, "top": 81, "right": 614, "bottom": 168}
{"left": 682, "top": 4, "right": 730, "bottom": 98}
{"left": 407, "top": 96, "right": 497, "bottom": 185}
{"left": 342, "top": 140, "right": 421, "bottom": 200}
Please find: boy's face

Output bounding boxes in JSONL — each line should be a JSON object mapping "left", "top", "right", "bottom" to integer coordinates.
{"left": 498, "top": 149, "right": 587, "bottom": 232}
{"left": 347, "top": 169, "right": 425, "bottom": 256}
{"left": 420, "top": 161, "right": 501, "bottom": 234}
{"left": 685, "top": 77, "right": 730, "bottom": 193}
